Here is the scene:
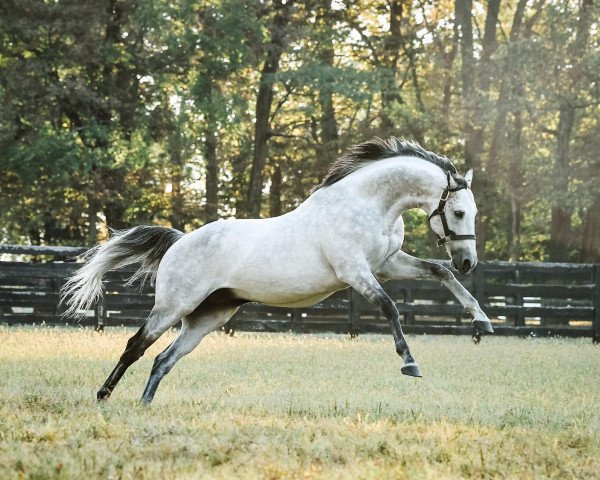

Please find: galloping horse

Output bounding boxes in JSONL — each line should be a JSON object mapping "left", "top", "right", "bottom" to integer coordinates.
{"left": 61, "top": 137, "right": 493, "bottom": 404}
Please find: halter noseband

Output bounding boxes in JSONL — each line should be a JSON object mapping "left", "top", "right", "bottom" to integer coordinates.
{"left": 427, "top": 174, "right": 477, "bottom": 247}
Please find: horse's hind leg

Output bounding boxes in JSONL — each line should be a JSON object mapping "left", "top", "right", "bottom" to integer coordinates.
{"left": 337, "top": 264, "right": 421, "bottom": 378}
{"left": 96, "top": 305, "right": 187, "bottom": 400}
{"left": 140, "top": 303, "right": 239, "bottom": 405}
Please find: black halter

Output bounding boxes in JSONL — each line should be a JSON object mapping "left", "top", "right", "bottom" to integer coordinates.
{"left": 428, "top": 173, "right": 477, "bottom": 247}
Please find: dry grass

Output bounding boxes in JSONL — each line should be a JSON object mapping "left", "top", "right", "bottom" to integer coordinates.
{"left": 0, "top": 326, "right": 599, "bottom": 479}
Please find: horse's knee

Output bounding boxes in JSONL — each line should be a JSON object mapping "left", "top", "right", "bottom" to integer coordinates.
{"left": 429, "top": 262, "right": 452, "bottom": 281}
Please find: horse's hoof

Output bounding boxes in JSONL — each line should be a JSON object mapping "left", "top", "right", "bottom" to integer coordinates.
{"left": 473, "top": 319, "right": 494, "bottom": 333}
{"left": 401, "top": 362, "right": 422, "bottom": 378}
{"left": 97, "top": 388, "right": 111, "bottom": 401}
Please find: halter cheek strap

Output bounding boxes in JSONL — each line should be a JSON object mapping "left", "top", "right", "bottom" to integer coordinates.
{"left": 427, "top": 178, "right": 477, "bottom": 247}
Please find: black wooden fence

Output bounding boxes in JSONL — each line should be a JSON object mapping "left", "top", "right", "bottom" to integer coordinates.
{"left": 1, "top": 245, "right": 599, "bottom": 343}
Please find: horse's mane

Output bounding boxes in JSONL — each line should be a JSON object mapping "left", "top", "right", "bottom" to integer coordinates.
{"left": 312, "top": 136, "right": 466, "bottom": 192}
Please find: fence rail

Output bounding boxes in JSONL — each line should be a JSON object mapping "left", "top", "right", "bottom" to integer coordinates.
{"left": 1, "top": 245, "right": 599, "bottom": 343}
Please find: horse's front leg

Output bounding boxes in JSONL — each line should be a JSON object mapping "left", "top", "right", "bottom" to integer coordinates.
{"left": 376, "top": 251, "right": 493, "bottom": 333}
{"left": 337, "top": 265, "right": 422, "bottom": 377}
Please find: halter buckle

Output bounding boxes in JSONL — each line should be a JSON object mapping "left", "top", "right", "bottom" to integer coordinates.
{"left": 437, "top": 236, "right": 450, "bottom": 247}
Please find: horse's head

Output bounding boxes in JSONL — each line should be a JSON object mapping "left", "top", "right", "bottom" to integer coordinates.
{"left": 428, "top": 170, "right": 478, "bottom": 274}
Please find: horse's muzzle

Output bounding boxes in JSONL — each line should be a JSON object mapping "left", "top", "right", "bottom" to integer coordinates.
{"left": 452, "top": 252, "right": 477, "bottom": 274}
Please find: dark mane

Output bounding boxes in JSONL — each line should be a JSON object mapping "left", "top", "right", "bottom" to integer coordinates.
{"left": 312, "top": 137, "right": 465, "bottom": 192}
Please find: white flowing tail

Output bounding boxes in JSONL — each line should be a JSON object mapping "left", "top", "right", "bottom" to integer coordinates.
{"left": 60, "top": 226, "right": 184, "bottom": 319}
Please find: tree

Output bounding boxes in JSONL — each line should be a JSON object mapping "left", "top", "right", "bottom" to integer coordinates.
{"left": 244, "top": 1, "right": 296, "bottom": 218}
{"left": 547, "top": 0, "right": 594, "bottom": 261}
{"left": 1, "top": 0, "right": 598, "bottom": 264}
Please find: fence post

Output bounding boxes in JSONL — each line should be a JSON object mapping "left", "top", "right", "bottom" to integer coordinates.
{"left": 349, "top": 289, "right": 360, "bottom": 337}
{"left": 95, "top": 290, "right": 106, "bottom": 332}
{"left": 593, "top": 265, "right": 600, "bottom": 344}
{"left": 404, "top": 287, "right": 415, "bottom": 325}
{"left": 291, "top": 308, "right": 301, "bottom": 332}
{"left": 52, "top": 273, "right": 63, "bottom": 319}
{"left": 473, "top": 266, "right": 485, "bottom": 309}
{"left": 513, "top": 267, "right": 524, "bottom": 327}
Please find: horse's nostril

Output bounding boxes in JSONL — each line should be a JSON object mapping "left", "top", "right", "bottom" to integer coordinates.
{"left": 463, "top": 259, "right": 471, "bottom": 272}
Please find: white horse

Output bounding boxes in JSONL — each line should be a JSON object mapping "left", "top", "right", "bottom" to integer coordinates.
{"left": 61, "top": 137, "right": 493, "bottom": 404}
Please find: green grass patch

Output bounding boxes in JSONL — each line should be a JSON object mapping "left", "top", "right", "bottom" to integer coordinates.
{"left": 0, "top": 327, "right": 598, "bottom": 479}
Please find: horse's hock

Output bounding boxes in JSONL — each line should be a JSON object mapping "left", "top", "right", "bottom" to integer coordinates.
{"left": 1, "top": 245, "right": 598, "bottom": 343}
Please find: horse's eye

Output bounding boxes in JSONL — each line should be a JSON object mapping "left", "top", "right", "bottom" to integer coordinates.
{"left": 454, "top": 211, "right": 465, "bottom": 219}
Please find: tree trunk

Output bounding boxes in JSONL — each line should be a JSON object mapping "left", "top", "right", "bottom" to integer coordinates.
{"left": 204, "top": 130, "right": 219, "bottom": 224}
{"left": 103, "top": 166, "right": 129, "bottom": 231}
{"left": 455, "top": 0, "right": 477, "bottom": 167}
{"left": 269, "top": 164, "right": 282, "bottom": 218}
{"left": 480, "top": 0, "right": 501, "bottom": 70}
{"left": 97, "top": 1, "right": 130, "bottom": 231}
{"left": 507, "top": 197, "right": 521, "bottom": 261}
{"left": 455, "top": 0, "right": 503, "bottom": 259}
{"left": 507, "top": 111, "right": 524, "bottom": 261}
{"left": 549, "top": 102, "right": 575, "bottom": 261}
{"left": 203, "top": 81, "right": 220, "bottom": 224}
{"left": 488, "top": 1, "right": 527, "bottom": 260}
{"left": 458, "top": 8, "right": 484, "bottom": 173}
{"left": 488, "top": 0, "right": 528, "bottom": 173}
{"left": 320, "top": 85, "right": 338, "bottom": 149}
{"left": 580, "top": 196, "right": 600, "bottom": 263}
{"left": 455, "top": 0, "right": 486, "bottom": 257}
{"left": 549, "top": 207, "right": 573, "bottom": 262}
{"left": 167, "top": 127, "right": 185, "bottom": 231}
{"left": 245, "top": 2, "right": 292, "bottom": 218}
{"left": 318, "top": 84, "right": 339, "bottom": 177}
{"left": 440, "top": 21, "right": 459, "bottom": 125}
{"left": 407, "top": 46, "right": 425, "bottom": 144}
{"left": 316, "top": 6, "right": 339, "bottom": 181}
{"left": 104, "top": 200, "right": 129, "bottom": 231}
{"left": 455, "top": 0, "right": 501, "bottom": 168}
{"left": 87, "top": 195, "right": 100, "bottom": 245}
{"left": 548, "top": 0, "right": 592, "bottom": 261}
{"left": 380, "top": 0, "right": 405, "bottom": 134}
{"left": 231, "top": 148, "right": 250, "bottom": 217}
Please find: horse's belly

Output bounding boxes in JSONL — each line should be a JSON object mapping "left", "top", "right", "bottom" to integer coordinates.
{"left": 230, "top": 288, "right": 340, "bottom": 308}
{"left": 226, "top": 259, "right": 345, "bottom": 306}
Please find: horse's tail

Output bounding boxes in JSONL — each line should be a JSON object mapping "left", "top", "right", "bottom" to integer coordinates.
{"left": 60, "top": 226, "right": 184, "bottom": 319}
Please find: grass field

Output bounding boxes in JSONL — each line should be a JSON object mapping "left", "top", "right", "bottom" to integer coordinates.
{"left": 0, "top": 327, "right": 599, "bottom": 479}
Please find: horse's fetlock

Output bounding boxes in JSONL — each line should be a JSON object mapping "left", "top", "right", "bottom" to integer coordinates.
{"left": 395, "top": 343, "right": 407, "bottom": 357}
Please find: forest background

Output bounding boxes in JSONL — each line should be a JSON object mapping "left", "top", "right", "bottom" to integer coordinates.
{"left": 1, "top": 0, "right": 598, "bottom": 262}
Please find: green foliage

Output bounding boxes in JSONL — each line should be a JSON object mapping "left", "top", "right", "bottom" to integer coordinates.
{"left": 0, "top": 0, "right": 598, "bottom": 261}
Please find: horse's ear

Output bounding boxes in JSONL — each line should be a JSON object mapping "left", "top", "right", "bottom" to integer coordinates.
{"left": 464, "top": 169, "right": 473, "bottom": 188}
{"left": 446, "top": 171, "right": 458, "bottom": 189}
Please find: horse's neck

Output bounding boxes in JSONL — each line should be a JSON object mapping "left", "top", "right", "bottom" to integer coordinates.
{"left": 347, "top": 157, "right": 447, "bottom": 220}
